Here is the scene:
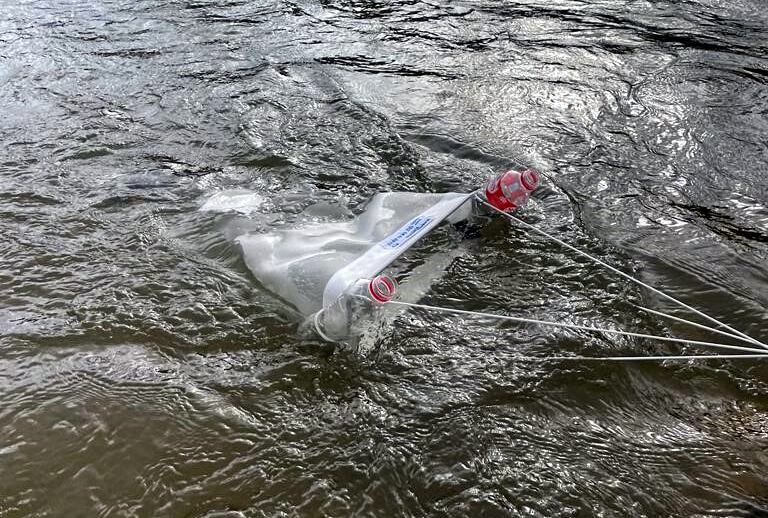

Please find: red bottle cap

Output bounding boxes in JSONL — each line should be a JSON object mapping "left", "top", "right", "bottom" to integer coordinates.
{"left": 368, "top": 275, "right": 396, "bottom": 303}
{"left": 520, "top": 169, "right": 539, "bottom": 191}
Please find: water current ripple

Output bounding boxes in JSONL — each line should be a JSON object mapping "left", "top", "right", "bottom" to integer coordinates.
{"left": 2, "top": 0, "right": 768, "bottom": 516}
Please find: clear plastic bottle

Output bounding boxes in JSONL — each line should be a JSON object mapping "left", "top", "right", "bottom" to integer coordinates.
{"left": 313, "top": 275, "right": 396, "bottom": 342}
{"left": 484, "top": 169, "right": 539, "bottom": 212}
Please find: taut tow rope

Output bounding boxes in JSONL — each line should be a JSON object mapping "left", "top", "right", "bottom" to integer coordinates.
{"left": 475, "top": 194, "right": 767, "bottom": 350}
{"left": 373, "top": 194, "right": 767, "bottom": 361}
{"left": 385, "top": 300, "right": 768, "bottom": 356}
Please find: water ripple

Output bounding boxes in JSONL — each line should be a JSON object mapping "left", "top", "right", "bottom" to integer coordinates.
{"left": 2, "top": 0, "right": 768, "bottom": 515}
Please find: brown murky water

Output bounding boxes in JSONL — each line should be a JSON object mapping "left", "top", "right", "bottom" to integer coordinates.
{"left": 2, "top": 0, "right": 768, "bottom": 516}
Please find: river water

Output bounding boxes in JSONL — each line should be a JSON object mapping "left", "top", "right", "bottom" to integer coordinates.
{"left": 2, "top": 0, "right": 768, "bottom": 516}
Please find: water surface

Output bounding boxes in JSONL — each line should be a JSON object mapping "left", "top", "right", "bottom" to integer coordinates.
{"left": 2, "top": 0, "right": 768, "bottom": 516}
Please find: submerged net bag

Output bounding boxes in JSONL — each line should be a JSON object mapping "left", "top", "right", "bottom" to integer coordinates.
{"left": 236, "top": 192, "right": 474, "bottom": 318}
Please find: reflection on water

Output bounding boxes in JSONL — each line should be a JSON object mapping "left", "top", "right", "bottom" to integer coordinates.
{"left": 1, "top": 0, "right": 768, "bottom": 515}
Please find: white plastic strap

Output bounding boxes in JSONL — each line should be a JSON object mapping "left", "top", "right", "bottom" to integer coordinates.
{"left": 322, "top": 193, "right": 473, "bottom": 309}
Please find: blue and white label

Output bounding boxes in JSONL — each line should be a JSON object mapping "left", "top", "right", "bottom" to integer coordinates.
{"left": 381, "top": 215, "right": 433, "bottom": 249}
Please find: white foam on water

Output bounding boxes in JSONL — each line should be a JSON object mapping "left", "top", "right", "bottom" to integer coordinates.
{"left": 200, "top": 189, "right": 266, "bottom": 215}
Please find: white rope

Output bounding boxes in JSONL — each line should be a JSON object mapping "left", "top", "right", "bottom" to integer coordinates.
{"left": 475, "top": 195, "right": 768, "bottom": 350}
{"left": 632, "top": 304, "right": 754, "bottom": 344}
{"left": 515, "top": 353, "right": 768, "bottom": 362}
{"left": 385, "top": 300, "right": 768, "bottom": 355}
